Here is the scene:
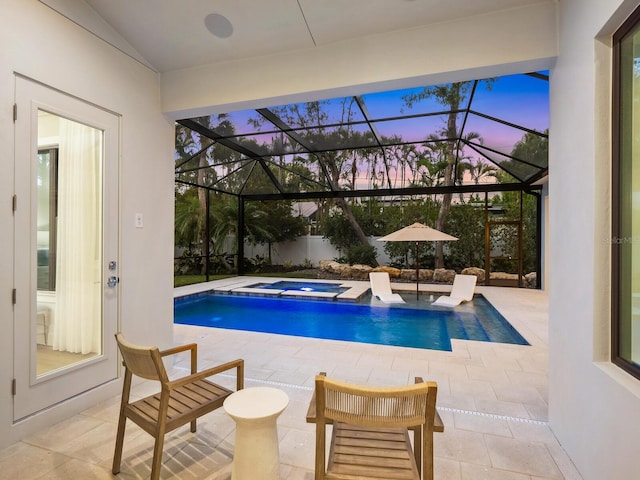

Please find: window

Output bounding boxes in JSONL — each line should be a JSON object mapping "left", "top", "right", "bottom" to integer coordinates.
{"left": 37, "top": 147, "right": 58, "bottom": 291}
{"left": 613, "top": 7, "right": 640, "bottom": 379}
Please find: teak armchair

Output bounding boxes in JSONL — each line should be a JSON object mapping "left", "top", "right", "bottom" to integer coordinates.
{"left": 308, "top": 373, "right": 443, "bottom": 480}
{"left": 112, "top": 333, "right": 244, "bottom": 480}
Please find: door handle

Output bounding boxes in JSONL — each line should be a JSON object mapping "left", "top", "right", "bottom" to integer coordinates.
{"left": 107, "top": 276, "right": 119, "bottom": 288}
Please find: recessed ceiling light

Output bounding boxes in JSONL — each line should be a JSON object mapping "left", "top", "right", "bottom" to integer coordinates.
{"left": 204, "top": 13, "right": 233, "bottom": 39}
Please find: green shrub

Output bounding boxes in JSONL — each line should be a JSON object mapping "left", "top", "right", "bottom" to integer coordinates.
{"left": 346, "top": 245, "right": 378, "bottom": 266}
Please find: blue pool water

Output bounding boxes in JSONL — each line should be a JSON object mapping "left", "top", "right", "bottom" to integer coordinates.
{"left": 248, "top": 280, "right": 347, "bottom": 294}
{"left": 174, "top": 292, "right": 529, "bottom": 351}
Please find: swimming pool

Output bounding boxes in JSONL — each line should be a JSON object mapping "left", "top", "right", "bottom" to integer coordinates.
{"left": 247, "top": 280, "right": 348, "bottom": 294}
{"left": 174, "top": 292, "right": 528, "bottom": 351}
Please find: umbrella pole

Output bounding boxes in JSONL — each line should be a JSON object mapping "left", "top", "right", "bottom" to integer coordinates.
{"left": 415, "top": 241, "right": 419, "bottom": 300}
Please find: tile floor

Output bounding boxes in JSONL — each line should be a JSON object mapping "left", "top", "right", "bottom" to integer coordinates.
{"left": 0, "top": 280, "right": 584, "bottom": 479}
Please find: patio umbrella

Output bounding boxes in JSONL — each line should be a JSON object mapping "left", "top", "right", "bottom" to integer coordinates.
{"left": 377, "top": 222, "right": 458, "bottom": 299}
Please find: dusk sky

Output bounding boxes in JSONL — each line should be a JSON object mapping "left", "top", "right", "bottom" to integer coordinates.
{"left": 218, "top": 71, "right": 548, "bottom": 154}
{"left": 180, "top": 71, "right": 549, "bottom": 190}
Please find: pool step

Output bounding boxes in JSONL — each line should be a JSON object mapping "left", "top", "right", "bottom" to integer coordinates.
{"left": 473, "top": 311, "right": 527, "bottom": 345}
{"left": 448, "top": 313, "right": 491, "bottom": 342}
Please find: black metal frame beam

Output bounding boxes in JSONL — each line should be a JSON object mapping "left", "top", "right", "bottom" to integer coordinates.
{"left": 464, "top": 141, "right": 543, "bottom": 183}
{"left": 177, "top": 118, "right": 286, "bottom": 195}
{"left": 256, "top": 107, "right": 336, "bottom": 192}
{"left": 354, "top": 95, "right": 392, "bottom": 188}
{"left": 453, "top": 80, "right": 479, "bottom": 180}
{"left": 175, "top": 140, "right": 216, "bottom": 170}
{"left": 468, "top": 110, "right": 548, "bottom": 138}
{"left": 239, "top": 181, "right": 540, "bottom": 202}
{"left": 177, "top": 177, "right": 541, "bottom": 199}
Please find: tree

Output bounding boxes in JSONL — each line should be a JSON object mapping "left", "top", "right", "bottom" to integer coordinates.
{"left": 174, "top": 187, "right": 201, "bottom": 249}
{"left": 403, "top": 80, "right": 493, "bottom": 268}
{"left": 381, "top": 197, "right": 441, "bottom": 268}
{"left": 250, "top": 100, "right": 378, "bottom": 261}
{"left": 443, "top": 198, "right": 485, "bottom": 270}
{"left": 210, "top": 197, "right": 271, "bottom": 271}
{"left": 175, "top": 115, "right": 236, "bottom": 273}
{"left": 467, "top": 159, "right": 498, "bottom": 185}
{"left": 250, "top": 200, "right": 308, "bottom": 264}
{"left": 491, "top": 129, "right": 548, "bottom": 274}
{"left": 174, "top": 187, "right": 206, "bottom": 274}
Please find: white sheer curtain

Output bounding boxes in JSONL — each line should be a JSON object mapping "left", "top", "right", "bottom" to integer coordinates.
{"left": 52, "top": 118, "right": 102, "bottom": 355}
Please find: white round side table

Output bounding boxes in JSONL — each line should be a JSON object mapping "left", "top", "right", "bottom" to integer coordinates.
{"left": 223, "top": 386, "right": 289, "bottom": 480}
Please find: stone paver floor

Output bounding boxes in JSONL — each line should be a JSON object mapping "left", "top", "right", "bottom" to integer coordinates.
{"left": 0, "top": 279, "right": 583, "bottom": 480}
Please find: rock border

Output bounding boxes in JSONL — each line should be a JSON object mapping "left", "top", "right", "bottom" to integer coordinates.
{"left": 317, "top": 260, "right": 537, "bottom": 287}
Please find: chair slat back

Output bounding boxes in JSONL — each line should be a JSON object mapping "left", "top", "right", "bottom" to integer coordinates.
{"left": 316, "top": 376, "right": 435, "bottom": 429}
{"left": 115, "top": 333, "right": 166, "bottom": 382}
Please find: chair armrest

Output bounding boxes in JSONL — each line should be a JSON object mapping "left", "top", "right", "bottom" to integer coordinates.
{"left": 306, "top": 372, "right": 327, "bottom": 424}
{"left": 167, "top": 358, "right": 244, "bottom": 391}
{"left": 415, "top": 376, "right": 444, "bottom": 432}
{"left": 159, "top": 343, "right": 197, "bottom": 357}
{"left": 306, "top": 390, "right": 318, "bottom": 423}
{"left": 159, "top": 343, "right": 199, "bottom": 374}
{"left": 434, "top": 409, "right": 444, "bottom": 432}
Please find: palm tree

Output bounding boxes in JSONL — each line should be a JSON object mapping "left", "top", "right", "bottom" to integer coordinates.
{"left": 403, "top": 80, "right": 493, "bottom": 268}
{"left": 210, "top": 198, "right": 271, "bottom": 270}
{"left": 174, "top": 189, "right": 202, "bottom": 249}
{"left": 467, "top": 159, "right": 498, "bottom": 185}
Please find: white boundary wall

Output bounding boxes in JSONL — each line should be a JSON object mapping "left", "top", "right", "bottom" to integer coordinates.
{"left": 244, "top": 235, "right": 392, "bottom": 266}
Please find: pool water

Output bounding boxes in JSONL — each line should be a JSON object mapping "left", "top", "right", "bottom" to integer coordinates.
{"left": 174, "top": 292, "right": 528, "bottom": 351}
{"left": 248, "top": 280, "right": 347, "bottom": 294}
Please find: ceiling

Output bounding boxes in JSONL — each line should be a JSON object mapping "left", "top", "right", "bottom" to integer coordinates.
{"left": 41, "top": 1, "right": 550, "bottom": 199}
{"left": 64, "top": 0, "right": 552, "bottom": 73}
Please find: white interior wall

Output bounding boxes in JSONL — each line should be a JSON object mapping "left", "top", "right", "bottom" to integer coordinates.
{"left": 161, "top": 2, "right": 558, "bottom": 119}
{"left": 549, "top": 1, "right": 640, "bottom": 479}
{"left": 0, "top": 0, "right": 174, "bottom": 449}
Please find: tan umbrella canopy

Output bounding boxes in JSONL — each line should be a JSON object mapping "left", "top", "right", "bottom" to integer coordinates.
{"left": 378, "top": 222, "right": 458, "bottom": 299}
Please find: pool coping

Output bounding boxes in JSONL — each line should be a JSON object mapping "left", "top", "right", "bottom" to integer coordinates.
{"left": 174, "top": 276, "right": 370, "bottom": 301}
{"left": 174, "top": 277, "right": 533, "bottom": 351}
{"left": 174, "top": 276, "right": 548, "bottom": 350}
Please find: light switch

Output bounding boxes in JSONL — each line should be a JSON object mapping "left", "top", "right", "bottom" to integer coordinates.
{"left": 135, "top": 213, "right": 144, "bottom": 228}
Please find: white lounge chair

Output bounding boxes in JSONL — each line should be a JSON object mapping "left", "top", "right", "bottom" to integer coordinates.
{"left": 432, "top": 274, "right": 477, "bottom": 307}
{"left": 369, "top": 272, "right": 405, "bottom": 303}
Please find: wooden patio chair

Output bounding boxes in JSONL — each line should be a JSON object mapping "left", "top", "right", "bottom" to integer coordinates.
{"left": 112, "top": 333, "right": 244, "bottom": 480}
{"left": 310, "top": 373, "right": 442, "bottom": 480}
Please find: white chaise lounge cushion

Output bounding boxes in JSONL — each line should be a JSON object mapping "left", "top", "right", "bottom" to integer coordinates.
{"left": 432, "top": 274, "right": 477, "bottom": 308}
{"left": 369, "top": 272, "right": 405, "bottom": 304}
